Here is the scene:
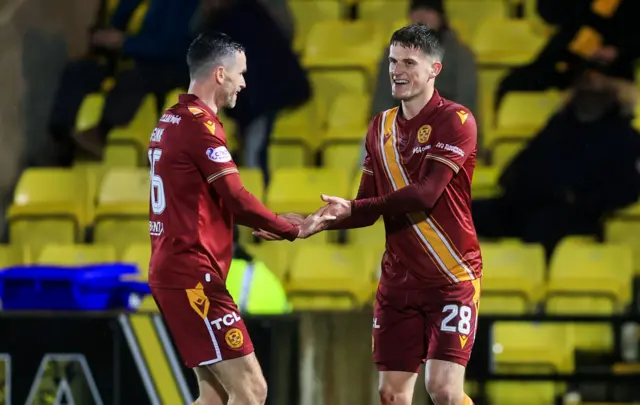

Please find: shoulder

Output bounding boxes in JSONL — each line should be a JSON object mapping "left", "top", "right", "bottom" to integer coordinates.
{"left": 173, "top": 104, "right": 226, "bottom": 141}
{"left": 438, "top": 99, "right": 476, "bottom": 130}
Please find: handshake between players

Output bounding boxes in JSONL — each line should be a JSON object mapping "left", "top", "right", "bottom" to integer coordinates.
{"left": 253, "top": 194, "right": 352, "bottom": 241}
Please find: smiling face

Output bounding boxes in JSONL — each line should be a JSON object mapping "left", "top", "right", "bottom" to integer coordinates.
{"left": 389, "top": 44, "right": 442, "bottom": 102}
{"left": 215, "top": 50, "right": 247, "bottom": 109}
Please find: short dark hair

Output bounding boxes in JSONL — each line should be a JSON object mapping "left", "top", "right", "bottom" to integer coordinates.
{"left": 390, "top": 24, "right": 443, "bottom": 60}
{"left": 186, "top": 31, "right": 245, "bottom": 79}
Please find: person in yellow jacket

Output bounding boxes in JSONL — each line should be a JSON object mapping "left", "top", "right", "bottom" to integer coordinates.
{"left": 226, "top": 244, "right": 291, "bottom": 314}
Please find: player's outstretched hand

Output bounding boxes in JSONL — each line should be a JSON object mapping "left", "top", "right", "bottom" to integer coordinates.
{"left": 297, "top": 208, "right": 336, "bottom": 239}
{"left": 320, "top": 194, "right": 352, "bottom": 221}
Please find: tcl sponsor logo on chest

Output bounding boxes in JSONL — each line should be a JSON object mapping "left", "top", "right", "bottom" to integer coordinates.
{"left": 211, "top": 312, "right": 242, "bottom": 330}
{"left": 435, "top": 142, "right": 465, "bottom": 157}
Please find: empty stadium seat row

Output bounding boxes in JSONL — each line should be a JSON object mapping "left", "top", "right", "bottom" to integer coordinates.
{"left": 1, "top": 237, "right": 634, "bottom": 314}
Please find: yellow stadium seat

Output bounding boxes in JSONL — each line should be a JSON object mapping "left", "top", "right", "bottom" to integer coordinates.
{"left": 326, "top": 93, "right": 370, "bottom": 131}
{"left": 480, "top": 242, "right": 545, "bottom": 314}
{"left": 545, "top": 296, "right": 615, "bottom": 352}
{"left": 359, "top": 1, "right": 409, "bottom": 29}
{"left": 611, "top": 200, "right": 640, "bottom": 217}
{"left": 287, "top": 245, "right": 371, "bottom": 310}
{"left": 94, "top": 218, "right": 149, "bottom": 259}
{"left": 289, "top": 0, "right": 343, "bottom": 52}
{"left": 73, "top": 162, "right": 103, "bottom": 224}
{"left": 95, "top": 168, "right": 149, "bottom": 221}
{"left": 272, "top": 102, "right": 322, "bottom": 149}
{"left": 302, "top": 20, "right": 384, "bottom": 81}
{"left": 37, "top": 244, "right": 117, "bottom": 265}
{"left": 477, "top": 68, "right": 510, "bottom": 139}
{"left": 8, "top": 169, "right": 87, "bottom": 251}
{"left": 238, "top": 167, "right": 264, "bottom": 202}
{"left": 486, "top": 382, "right": 558, "bottom": 405}
{"left": 217, "top": 110, "right": 238, "bottom": 150}
{"left": 309, "top": 71, "right": 370, "bottom": 124}
{"left": 321, "top": 127, "right": 369, "bottom": 146}
{"left": 76, "top": 93, "right": 105, "bottom": 132}
{"left": 492, "top": 91, "right": 563, "bottom": 141}
{"left": 492, "top": 322, "right": 575, "bottom": 373}
{"left": 491, "top": 140, "right": 525, "bottom": 169}
{"left": 348, "top": 219, "right": 386, "bottom": 247}
{"left": 267, "top": 168, "right": 350, "bottom": 214}
{"left": 444, "top": 0, "right": 510, "bottom": 40}
{"left": 471, "top": 19, "right": 545, "bottom": 66}
{"left": 547, "top": 243, "right": 634, "bottom": 309}
{"left": 472, "top": 165, "right": 501, "bottom": 199}
{"left": 104, "top": 144, "right": 139, "bottom": 168}
{"left": 10, "top": 220, "right": 76, "bottom": 264}
{"left": 447, "top": 18, "right": 471, "bottom": 45}
{"left": 162, "top": 88, "right": 186, "bottom": 111}
{"left": 322, "top": 144, "right": 365, "bottom": 170}
{"left": 605, "top": 219, "right": 640, "bottom": 274}
{"left": 122, "top": 243, "right": 151, "bottom": 281}
{"left": 0, "top": 244, "right": 24, "bottom": 268}
{"left": 245, "top": 242, "right": 297, "bottom": 281}
{"left": 268, "top": 144, "right": 308, "bottom": 172}
{"left": 555, "top": 235, "right": 598, "bottom": 248}
{"left": 108, "top": 94, "right": 158, "bottom": 157}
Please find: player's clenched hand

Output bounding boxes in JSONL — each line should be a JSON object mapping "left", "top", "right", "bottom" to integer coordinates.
{"left": 320, "top": 194, "right": 352, "bottom": 221}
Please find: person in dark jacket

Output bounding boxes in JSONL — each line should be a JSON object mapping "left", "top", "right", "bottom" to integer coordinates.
{"left": 495, "top": 0, "right": 640, "bottom": 110}
{"left": 49, "top": 0, "right": 198, "bottom": 163}
{"left": 474, "top": 71, "right": 640, "bottom": 259}
{"left": 198, "top": 0, "right": 310, "bottom": 185}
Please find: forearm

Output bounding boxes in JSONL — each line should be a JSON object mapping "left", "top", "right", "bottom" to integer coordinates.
{"left": 351, "top": 163, "right": 454, "bottom": 217}
{"left": 327, "top": 213, "right": 379, "bottom": 230}
{"left": 214, "top": 174, "right": 299, "bottom": 240}
{"left": 328, "top": 170, "right": 379, "bottom": 229}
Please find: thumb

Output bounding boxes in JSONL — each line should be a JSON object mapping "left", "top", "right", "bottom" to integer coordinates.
{"left": 321, "top": 194, "right": 340, "bottom": 204}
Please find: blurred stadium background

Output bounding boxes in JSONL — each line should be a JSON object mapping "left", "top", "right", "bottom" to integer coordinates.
{"left": 0, "top": 0, "right": 640, "bottom": 404}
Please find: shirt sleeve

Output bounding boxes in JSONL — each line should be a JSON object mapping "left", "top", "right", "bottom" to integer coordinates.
{"left": 186, "top": 118, "right": 239, "bottom": 184}
{"left": 425, "top": 107, "right": 477, "bottom": 174}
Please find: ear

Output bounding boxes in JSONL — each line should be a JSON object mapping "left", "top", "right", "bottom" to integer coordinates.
{"left": 213, "top": 65, "right": 225, "bottom": 85}
{"left": 431, "top": 61, "right": 443, "bottom": 78}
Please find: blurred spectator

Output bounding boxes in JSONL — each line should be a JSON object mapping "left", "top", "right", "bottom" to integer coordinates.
{"left": 198, "top": 0, "right": 310, "bottom": 185}
{"left": 259, "top": 0, "right": 295, "bottom": 43}
{"left": 48, "top": 0, "right": 198, "bottom": 164}
{"left": 495, "top": 0, "right": 640, "bottom": 109}
{"left": 474, "top": 72, "right": 640, "bottom": 259}
{"left": 230, "top": 244, "right": 290, "bottom": 314}
{"left": 370, "top": 0, "right": 478, "bottom": 117}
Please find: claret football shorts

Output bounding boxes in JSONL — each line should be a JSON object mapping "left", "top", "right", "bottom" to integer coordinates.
{"left": 372, "top": 279, "right": 481, "bottom": 372}
{"left": 151, "top": 282, "right": 254, "bottom": 368}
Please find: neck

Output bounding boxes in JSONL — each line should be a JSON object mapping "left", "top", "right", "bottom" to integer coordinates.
{"left": 401, "top": 86, "right": 435, "bottom": 120}
{"left": 188, "top": 80, "right": 219, "bottom": 114}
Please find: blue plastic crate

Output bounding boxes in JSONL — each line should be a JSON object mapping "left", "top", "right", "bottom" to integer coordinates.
{"left": 0, "top": 263, "right": 150, "bottom": 311}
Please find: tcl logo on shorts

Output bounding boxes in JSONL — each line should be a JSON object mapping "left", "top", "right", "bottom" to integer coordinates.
{"left": 210, "top": 312, "right": 241, "bottom": 330}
